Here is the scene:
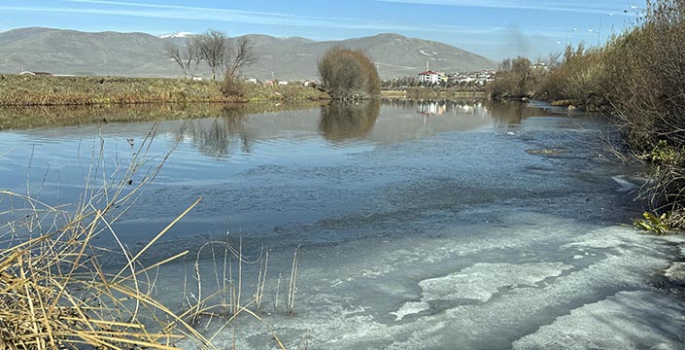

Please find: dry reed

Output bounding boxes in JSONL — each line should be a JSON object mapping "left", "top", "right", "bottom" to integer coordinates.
{"left": 0, "top": 75, "right": 328, "bottom": 106}
{"left": 0, "top": 125, "right": 214, "bottom": 349}
{"left": 0, "top": 124, "right": 300, "bottom": 349}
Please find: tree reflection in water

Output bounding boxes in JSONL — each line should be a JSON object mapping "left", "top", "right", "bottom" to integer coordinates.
{"left": 485, "top": 100, "right": 557, "bottom": 127}
{"left": 177, "top": 105, "right": 252, "bottom": 158}
{"left": 319, "top": 100, "right": 380, "bottom": 142}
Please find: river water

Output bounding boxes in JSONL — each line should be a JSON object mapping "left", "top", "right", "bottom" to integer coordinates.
{"left": 1, "top": 100, "right": 684, "bottom": 349}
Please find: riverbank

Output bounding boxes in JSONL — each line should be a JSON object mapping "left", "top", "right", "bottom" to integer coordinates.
{"left": 381, "top": 88, "right": 486, "bottom": 100}
{"left": 0, "top": 74, "right": 329, "bottom": 106}
{"left": 488, "top": 1, "right": 685, "bottom": 231}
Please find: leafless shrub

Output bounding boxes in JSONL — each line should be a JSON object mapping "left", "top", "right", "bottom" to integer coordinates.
{"left": 487, "top": 56, "right": 535, "bottom": 98}
{"left": 608, "top": 0, "right": 685, "bottom": 226}
{"left": 318, "top": 47, "right": 380, "bottom": 100}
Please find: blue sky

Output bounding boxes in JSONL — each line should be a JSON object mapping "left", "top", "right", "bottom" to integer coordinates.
{"left": 0, "top": 0, "right": 644, "bottom": 60}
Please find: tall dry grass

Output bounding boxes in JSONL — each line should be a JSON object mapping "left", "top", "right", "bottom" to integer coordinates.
{"left": 488, "top": 0, "right": 685, "bottom": 229}
{"left": 220, "top": 78, "right": 328, "bottom": 102}
{"left": 0, "top": 125, "right": 299, "bottom": 349}
{"left": 536, "top": 44, "right": 611, "bottom": 109}
{"left": 0, "top": 75, "right": 228, "bottom": 106}
{"left": 607, "top": 0, "right": 685, "bottom": 228}
{"left": 0, "top": 75, "right": 329, "bottom": 106}
{"left": 0, "top": 125, "right": 206, "bottom": 349}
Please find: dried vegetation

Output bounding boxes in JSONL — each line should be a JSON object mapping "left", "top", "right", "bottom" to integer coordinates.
{"left": 0, "top": 127, "right": 299, "bottom": 349}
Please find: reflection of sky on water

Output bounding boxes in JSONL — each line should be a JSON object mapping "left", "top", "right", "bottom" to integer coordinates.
{"left": 0, "top": 101, "right": 577, "bottom": 207}
{"left": 3, "top": 101, "right": 671, "bottom": 350}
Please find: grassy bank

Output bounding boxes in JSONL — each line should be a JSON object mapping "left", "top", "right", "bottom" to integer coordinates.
{"left": 0, "top": 74, "right": 328, "bottom": 106}
{"left": 488, "top": 0, "right": 685, "bottom": 230}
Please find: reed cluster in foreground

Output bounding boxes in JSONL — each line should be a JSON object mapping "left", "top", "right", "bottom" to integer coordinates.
{"left": 0, "top": 127, "right": 300, "bottom": 349}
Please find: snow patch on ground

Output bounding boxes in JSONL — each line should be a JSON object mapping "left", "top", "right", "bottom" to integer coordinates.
{"left": 419, "top": 49, "right": 437, "bottom": 56}
{"left": 158, "top": 31, "right": 194, "bottom": 38}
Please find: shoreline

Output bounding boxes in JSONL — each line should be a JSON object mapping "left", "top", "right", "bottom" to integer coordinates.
{"left": 0, "top": 100, "right": 327, "bottom": 131}
{"left": 0, "top": 74, "right": 329, "bottom": 106}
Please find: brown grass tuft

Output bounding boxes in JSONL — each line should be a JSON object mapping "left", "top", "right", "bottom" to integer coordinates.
{"left": 0, "top": 123, "right": 302, "bottom": 349}
{"left": 0, "top": 125, "right": 223, "bottom": 349}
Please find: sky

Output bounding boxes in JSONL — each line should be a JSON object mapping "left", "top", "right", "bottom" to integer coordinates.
{"left": 0, "top": 0, "right": 645, "bottom": 60}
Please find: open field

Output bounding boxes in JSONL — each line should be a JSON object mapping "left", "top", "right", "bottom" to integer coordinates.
{"left": 0, "top": 74, "right": 328, "bottom": 106}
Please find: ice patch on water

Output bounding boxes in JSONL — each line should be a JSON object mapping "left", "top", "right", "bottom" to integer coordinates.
{"left": 562, "top": 225, "right": 655, "bottom": 252}
{"left": 390, "top": 301, "right": 430, "bottom": 321}
{"left": 422, "top": 262, "right": 571, "bottom": 301}
{"left": 391, "top": 262, "right": 571, "bottom": 321}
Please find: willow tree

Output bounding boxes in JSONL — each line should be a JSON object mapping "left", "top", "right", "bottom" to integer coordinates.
{"left": 318, "top": 47, "right": 380, "bottom": 100}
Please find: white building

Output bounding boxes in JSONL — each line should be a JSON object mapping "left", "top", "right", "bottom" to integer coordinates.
{"left": 418, "top": 70, "right": 443, "bottom": 84}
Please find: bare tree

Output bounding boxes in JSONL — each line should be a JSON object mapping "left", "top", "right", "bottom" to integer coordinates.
{"left": 164, "top": 39, "right": 201, "bottom": 79}
{"left": 498, "top": 58, "right": 513, "bottom": 71}
{"left": 224, "top": 37, "right": 257, "bottom": 80}
{"left": 544, "top": 51, "right": 563, "bottom": 68}
{"left": 194, "top": 29, "right": 229, "bottom": 80}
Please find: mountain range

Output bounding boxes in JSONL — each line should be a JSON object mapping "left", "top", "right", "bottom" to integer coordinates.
{"left": 0, "top": 27, "right": 496, "bottom": 80}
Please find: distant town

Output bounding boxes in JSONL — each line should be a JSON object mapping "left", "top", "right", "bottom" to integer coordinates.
{"left": 16, "top": 67, "right": 525, "bottom": 91}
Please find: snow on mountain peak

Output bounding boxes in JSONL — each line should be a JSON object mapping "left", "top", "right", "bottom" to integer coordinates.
{"left": 158, "top": 31, "right": 194, "bottom": 39}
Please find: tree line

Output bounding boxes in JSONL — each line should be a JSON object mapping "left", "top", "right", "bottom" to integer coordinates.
{"left": 166, "top": 31, "right": 383, "bottom": 101}
{"left": 164, "top": 29, "right": 257, "bottom": 81}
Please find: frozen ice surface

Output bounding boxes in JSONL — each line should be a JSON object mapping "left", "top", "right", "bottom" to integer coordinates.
{"left": 390, "top": 301, "right": 430, "bottom": 321}
{"left": 390, "top": 262, "right": 572, "bottom": 320}
{"left": 165, "top": 216, "right": 685, "bottom": 350}
{"left": 14, "top": 106, "right": 680, "bottom": 349}
{"left": 418, "top": 262, "right": 571, "bottom": 303}
{"left": 512, "top": 291, "right": 685, "bottom": 350}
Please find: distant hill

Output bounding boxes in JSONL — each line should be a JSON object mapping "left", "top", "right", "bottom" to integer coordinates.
{"left": 0, "top": 27, "right": 496, "bottom": 80}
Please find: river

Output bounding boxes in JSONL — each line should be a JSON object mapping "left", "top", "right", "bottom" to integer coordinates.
{"left": 0, "top": 100, "right": 683, "bottom": 349}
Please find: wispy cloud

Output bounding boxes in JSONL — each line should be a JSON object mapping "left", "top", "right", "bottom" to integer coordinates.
{"left": 63, "top": 0, "right": 294, "bottom": 19}
{"left": 0, "top": 1, "right": 506, "bottom": 36}
{"left": 375, "top": 0, "right": 624, "bottom": 14}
